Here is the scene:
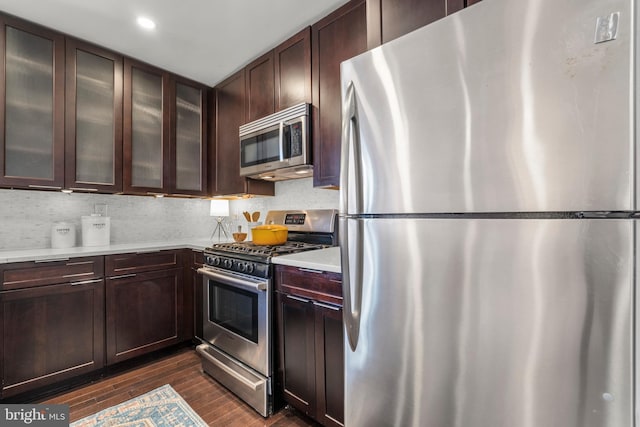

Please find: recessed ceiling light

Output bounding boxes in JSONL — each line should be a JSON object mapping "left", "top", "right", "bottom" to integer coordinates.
{"left": 137, "top": 16, "right": 156, "bottom": 30}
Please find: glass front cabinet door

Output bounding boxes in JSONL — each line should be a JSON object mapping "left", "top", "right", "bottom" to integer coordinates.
{"left": 65, "top": 39, "right": 123, "bottom": 193}
{"left": 0, "top": 16, "right": 65, "bottom": 190}
{"left": 171, "top": 77, "right": 207, "bottom": 196}
{"left": 123, "top": 58, "right": 170, "bottom": 195}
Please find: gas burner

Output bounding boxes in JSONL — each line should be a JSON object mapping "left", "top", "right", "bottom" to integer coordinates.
{"left": 206, "top": 241, "right": 328, "bottom": 259}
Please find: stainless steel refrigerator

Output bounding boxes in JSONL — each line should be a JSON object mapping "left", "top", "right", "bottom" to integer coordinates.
{"left": 339, "top": 0, "right": 636, "bottom": 426}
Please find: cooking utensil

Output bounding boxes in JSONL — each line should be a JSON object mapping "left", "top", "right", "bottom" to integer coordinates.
{"left": 233, "top": 225, "right": 247, "bottom": 242}
{"left": 242, "top": 211, "right": 252, "bottom": 222}
{"left": 252, "top": 211, "right": 260, "bottom": 222}
{"left": 251, "top": 224, "right": 288, "bottom": 245}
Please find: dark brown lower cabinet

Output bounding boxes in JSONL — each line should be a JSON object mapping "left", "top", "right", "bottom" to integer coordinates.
{"left": 276, "top": 269, "right": 344, "bottom": 427}
{"left": 0, "top": 279, "right": 105, "bottom": 398}
{"left": 190, "top": 250, "right": 204, "bottom": 341}
{"left": 106, "top": 268, "right": 182, "bottom": 364}
{"left": 315, "top": 303, "right": 344, "bottom": 427}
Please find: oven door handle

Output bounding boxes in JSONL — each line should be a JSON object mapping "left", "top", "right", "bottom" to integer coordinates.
{"left": 198, "top": 267, "right": 267, "bottom": 292}
{"left": 196, "top": 344, "right": 262, "bottom": 391}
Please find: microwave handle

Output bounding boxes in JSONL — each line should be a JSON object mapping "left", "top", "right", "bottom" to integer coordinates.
{"left": 278, "top": 121, "right": 285, "bottom": 161}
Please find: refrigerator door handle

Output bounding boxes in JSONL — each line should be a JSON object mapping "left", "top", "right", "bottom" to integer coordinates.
{"left": 341, "top": 217, "right": 363, "bottom": 351}
{"left": 340, "top": 81, "right": 363, "bottom": 216}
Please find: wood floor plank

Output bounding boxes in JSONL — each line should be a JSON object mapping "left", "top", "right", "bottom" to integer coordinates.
{"left": 41, "top": 346, "right": 319, "bottom": 426}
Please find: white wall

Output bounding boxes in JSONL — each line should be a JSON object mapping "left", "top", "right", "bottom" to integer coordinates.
{"left": 0, "top": 178, "right": 338, "bottom": 250}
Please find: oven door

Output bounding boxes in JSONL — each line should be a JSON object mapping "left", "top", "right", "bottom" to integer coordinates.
{"left": 199, "top": 267, "right": 270, "bottom": 376}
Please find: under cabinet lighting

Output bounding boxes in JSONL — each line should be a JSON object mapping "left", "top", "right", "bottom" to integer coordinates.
{"left": 137, "top": 16, "right": 156, "bottom": 30}
{"left": 61, "top": 189, "right": 73, "bottom": 194}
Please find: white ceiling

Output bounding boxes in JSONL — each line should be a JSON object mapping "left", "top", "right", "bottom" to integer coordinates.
{"left": 0, "top": 0, "right": 350, "bottom": 86}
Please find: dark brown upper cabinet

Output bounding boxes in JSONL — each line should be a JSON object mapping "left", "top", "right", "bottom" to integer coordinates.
{"left": 170, "top": 75, "right": 208, "bottom": 197}
{"left": 312, "top": 0, "right": 367, "bottom": 188}
{"left": 275, "top": 27, "right": 311, "bottom": 111}
{"left": 213, "top": 70, "right": 274, "bottom": 196}
{"left": 65, "top": 39, "right": 123, "bottom": 193}
{"left": 245, "top": 51, "right": 275, "bottom": 123}
{"left": 244, "top": 27, "right": 311, "bottom": 124}
{"left": 123, "top": 58, "right": 171, "bottom": 195}
{"left": 0, "top": 15, "right": 65, "bottom": 190}
{"left": 367, "top": 0, "right": 481, "bottom": 49}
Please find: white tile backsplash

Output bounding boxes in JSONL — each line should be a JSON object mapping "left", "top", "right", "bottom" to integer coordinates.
{"left": 0, "top": 178, "right": 339, "bottom": 251}
{"left": 228, "top": 178, "right": 339, "bottom": 227}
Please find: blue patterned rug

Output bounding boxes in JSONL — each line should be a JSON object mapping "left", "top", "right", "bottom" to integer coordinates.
{"left": 71, "top": 384, "right": 207, "bottom": 426}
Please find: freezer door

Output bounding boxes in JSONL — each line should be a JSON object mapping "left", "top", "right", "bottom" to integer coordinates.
{"left": 343, "top": 218, "right": 632, "bottom": 427}
{"left": 340, "top": 0, "right": 633, "bottom": 214}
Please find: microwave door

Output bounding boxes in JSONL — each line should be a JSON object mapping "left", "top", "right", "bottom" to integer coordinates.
{"left": 240, "top": 123, "right": 281, "bottom": 175}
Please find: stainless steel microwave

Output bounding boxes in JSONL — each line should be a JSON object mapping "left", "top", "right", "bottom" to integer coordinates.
{"left": 239, "top": 103, "right": 312, "bottom": 181}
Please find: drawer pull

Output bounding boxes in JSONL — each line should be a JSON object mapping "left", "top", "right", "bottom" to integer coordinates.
{"left": 34, "top": 257, "right": 70, "bottom": 263}
{"left": 65, "top": 261, "right": 93, "bottom": 266}
{"left": 109, "top": 273, "right": 137, "bottom": 280}
{"left": 70, "top": 279, "right": 103, "bottom": 286}
{"left": 298, "top": 268, "right": 323, "bottom": 274}
{"left": 312, "top": 301, "right": 341, "bottom": 311}
{"left": 286, "top": 294, "right": 310, "bottom": 304}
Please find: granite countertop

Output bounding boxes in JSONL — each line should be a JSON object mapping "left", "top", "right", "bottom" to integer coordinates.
{"left": 272, "top": 246, "right": 341, "bottom": 274}
{"left": 0, "top": 238, "right": 219, "bottom": 264}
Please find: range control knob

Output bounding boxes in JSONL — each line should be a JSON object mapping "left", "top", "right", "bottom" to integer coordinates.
{"left": 245, "top": 263, "right": 255, "bottom": 274}
{"left": 238, "top": 263, "right": 247, "bottom": 273}
{"left": 223, "top": 259, "right": 233, "bottom": 269}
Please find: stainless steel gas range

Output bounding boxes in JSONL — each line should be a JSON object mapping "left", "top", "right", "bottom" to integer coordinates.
{"left": 196, "top": 209, "right": 337, "bottom": 417}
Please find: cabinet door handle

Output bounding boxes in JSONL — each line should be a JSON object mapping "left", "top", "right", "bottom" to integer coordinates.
{"left": 28, "top": 184, "right": 62, "bottom": 190}
{"left": 298, "top": 268, "right": 323, "bottom": 274}
{"left": 35, "top": 257, "right": 70, "bottom": 263}
{"left": 286, "top": 294, "right": 310, "bottom": 304}
{"left": 70, "top": 279, "right": 103, "bottom": 286}
{"left": 312, "top": 301, "right": 341, "bottom": 311}
{"left": 109, "top": 273, "right": 137, "bottom": 280}
{"left": 69, "top": 187, "right": 98, "bottom": 192}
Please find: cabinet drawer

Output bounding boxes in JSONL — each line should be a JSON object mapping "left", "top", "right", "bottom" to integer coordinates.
{"left": 105, "top": 250, "right": 181, "bottom": 276}
{"left": 275, "top": 265, "right": 342, "bottom": 306}
{"left": 0, "top": 256, "right": 104, "bottom": 291}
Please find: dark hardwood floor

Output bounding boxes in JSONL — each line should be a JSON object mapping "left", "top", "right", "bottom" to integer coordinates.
{"left": 40, "top": 346, "right": 318, "bottom": 426}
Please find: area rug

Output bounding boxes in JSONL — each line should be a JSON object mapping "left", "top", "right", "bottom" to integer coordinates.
{"left": 71, "top": 384, "right": 208, "bottom": 427}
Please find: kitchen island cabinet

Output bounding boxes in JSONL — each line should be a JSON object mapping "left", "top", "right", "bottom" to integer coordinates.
{"left": 275, "top": 265, "right": 344, "bottom": 427}
{"left": 105, "top": 250, "right": 184, "bottom": 364}
{"left": 0, "top": 15, "right": 65, "bottom": 190}
{"left": 312, "top": 0, "right": 367, "bottom": 188}
{"left": 0, "top": 257, "right": 105, "bottom": 398}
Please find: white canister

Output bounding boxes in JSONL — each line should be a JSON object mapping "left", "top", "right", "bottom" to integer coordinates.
{"left": 51, "top": 222, "right": 76, "bottom": 249}
{"left": 81, "top": 215, "right": 111, "bottom": 246}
